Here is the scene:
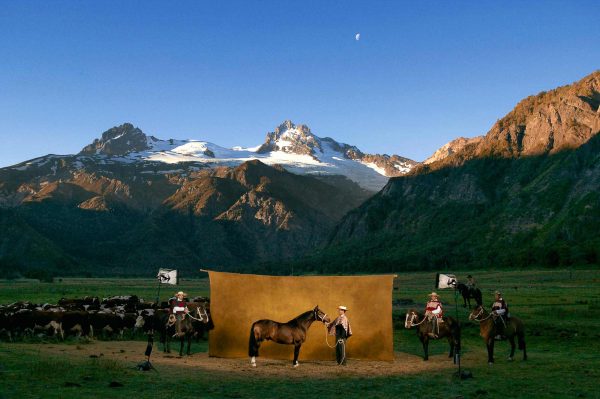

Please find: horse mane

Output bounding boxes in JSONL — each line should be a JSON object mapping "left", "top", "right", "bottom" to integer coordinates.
{"left": 286, "top": 309, "right": 314, "bottom": 324}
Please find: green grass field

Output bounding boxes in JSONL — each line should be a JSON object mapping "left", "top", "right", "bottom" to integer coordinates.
{"left": 1, "top": 269, "right": 599, "bottom": 399}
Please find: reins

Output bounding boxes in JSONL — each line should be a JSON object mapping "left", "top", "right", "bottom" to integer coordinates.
{"left": 186, "top": 307, "right": 209, "bottom": 323}
{"left": 471, "top": 307, "right": 494, "bottom": 322}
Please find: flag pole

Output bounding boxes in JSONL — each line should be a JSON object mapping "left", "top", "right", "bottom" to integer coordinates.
{"left": 155, "top": 276, "right": 162, "bottom": 305}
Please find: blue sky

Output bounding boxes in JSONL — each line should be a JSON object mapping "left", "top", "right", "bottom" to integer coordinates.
{"left": 1, "top": 1, "right": 599, "bottom": 167}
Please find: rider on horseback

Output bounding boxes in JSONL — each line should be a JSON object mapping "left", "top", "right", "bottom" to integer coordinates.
{"left": 425, "top": 292, "right": 443, "bottom": 338}
{"left": 491, "top": 290, "right": 509, "bottom": 339}
{"left": 170, "top": 291, "right": 189, "bottom": 315}
{"left": 467, "top": 274, "right": 477, "bottom": 289}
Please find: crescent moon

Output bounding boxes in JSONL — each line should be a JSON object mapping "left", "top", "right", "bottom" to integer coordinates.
{"left": 355, "top": 33, "right": 360, "bottom": 41}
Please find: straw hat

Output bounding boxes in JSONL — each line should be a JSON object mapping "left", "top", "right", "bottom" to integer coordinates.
{"left": 428, "top": 292, "right": 439, "bottom": 298}
{"left": 494, "top": 290, "right": 502, "bottom": 296}
{"left": 338, "top": 305, "right": 348, "bottom": 311}
{"left": 175, "top": 291, "right": 187, "bottom": 297}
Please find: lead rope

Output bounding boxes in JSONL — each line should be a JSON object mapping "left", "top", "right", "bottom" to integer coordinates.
{"left": 321, "top": 313, "right": 337, "bottom": 348}
{"left": 325, "top": 328, "right": 337, "bottom": 348}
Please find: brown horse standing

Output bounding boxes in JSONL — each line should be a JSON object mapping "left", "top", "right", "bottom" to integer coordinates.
{"left": 249, "top": 306, "right": 330, "bottom": 367}
{"left": 162, "top": 313, "right": 194, "bottom": 356}
{"left": 468, "top": 305, "right": 527, "bottom": 364}
{"left": 404, "top": 309, "right": 461, "bottom": 361}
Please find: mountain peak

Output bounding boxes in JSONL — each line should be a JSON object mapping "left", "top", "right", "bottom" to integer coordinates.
{"left": 80, "top": 123, "right": 150, "bottom": 156}
{"left": 256, "top": 120, "right": 322, "bottom": 156}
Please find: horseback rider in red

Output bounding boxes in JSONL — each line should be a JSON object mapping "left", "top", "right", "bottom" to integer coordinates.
{"left": 170, "top": 291, "right": 189, "bottom": 315}
{"left": 425, "top": 292, "right": 443, "bottom": 338}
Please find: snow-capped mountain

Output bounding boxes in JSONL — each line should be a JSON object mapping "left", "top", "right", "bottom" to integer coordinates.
{"left": 20, "top": 121, "right": 414, "bottom": 192}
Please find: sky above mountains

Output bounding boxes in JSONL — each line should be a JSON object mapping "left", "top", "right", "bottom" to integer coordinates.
{"left": 1, "top": 1, "right": 599, "bottom": 167}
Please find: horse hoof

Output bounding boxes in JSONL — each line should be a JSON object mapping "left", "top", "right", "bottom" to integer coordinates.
{"left": 293, "top": 363, "right": 299, "bottom": 368}
{"left": 251, "top": 363, "right": 256, "bottom": 367}
{"left": 488, "top": 362, "right": 494, "bottom": 366}
{"left": 508, "top": 357, "right": 513, "bottom": 361}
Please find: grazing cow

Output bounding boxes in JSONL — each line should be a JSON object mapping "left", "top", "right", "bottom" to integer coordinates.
{"left": 120, "top": 313, "right": 138, "bottom": 338}
{"left": 60, "top": 311, "right": 91, "bottom": 338}
{"left": 88, "top": 311, "right": 125, "bottom": 339}
{"left": 101, "top": 296, "right": 139, "bottom": 311}
{"left": 5, "top": 302, "right": 37, "bottom": 312}
{"left": 59, "top": 297, "right": 100, "bottom": 311}
{"left": 30, "top": 311, "right": 64, "bottom": 339}
{"left": 0, "top": 311, "right": 12, "bottom": 341}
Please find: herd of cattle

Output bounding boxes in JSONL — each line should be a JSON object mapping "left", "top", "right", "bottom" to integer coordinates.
{"left": 0, "top": 295, "right": 214, "bottom": 344}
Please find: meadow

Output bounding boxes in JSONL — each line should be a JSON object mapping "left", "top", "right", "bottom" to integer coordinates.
{"left": 1, "top": 269, "right": 599, "bottom": 399}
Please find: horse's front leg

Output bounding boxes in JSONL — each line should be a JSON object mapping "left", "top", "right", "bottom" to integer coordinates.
{"left": 448, "top": 336, "right": 454, "bottom": 358}
{"left": 179, "top": 336, "right": 185, "bottom": 357}
{"left": 486, "top": 337, "right": 495, "bottom": 365}
{"left": 293, "top": 344, "right": 301, "bottom": 367}
{"left": 420, "top": 335, "right": 429, "bottom": 361}
{"left": 187, "top": 333, "right": 192, "bottom": 356}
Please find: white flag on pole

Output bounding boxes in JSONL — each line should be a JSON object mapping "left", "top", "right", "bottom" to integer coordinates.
{"left": 157, "top": 269, "right": 178, "bottom": 285}
{"left": 436, "top": 273, "right": 457, "bottom": 289}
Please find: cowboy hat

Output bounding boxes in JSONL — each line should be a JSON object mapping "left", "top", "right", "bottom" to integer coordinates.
{"left": 494, "top": 290, "right": 502, "bottom": 296}
{"left": 338, "top": 305, "right": 348, "bottom": 311}
{"left": 428, "top": 292, "right": 439, "bottom": 297}
{"left": 175, "top": 291, "right": 187, "bottom": 297}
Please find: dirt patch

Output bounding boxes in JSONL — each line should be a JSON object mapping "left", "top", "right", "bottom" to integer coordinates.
{"left": 32, "top": 340, "right": 455, "bottom": 378}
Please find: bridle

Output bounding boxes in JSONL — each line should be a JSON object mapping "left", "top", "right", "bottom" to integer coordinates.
{"left": 405, "top": 311, "right": 427, "bottom": 328}
{"left": 187, "top": 306, "right": 210, "bottom": 323}
{"left": 469, "top": 306, "right": 493, "bottom": 322}
{"left": 314, "top": 308, "right": 328, "bottom": 324}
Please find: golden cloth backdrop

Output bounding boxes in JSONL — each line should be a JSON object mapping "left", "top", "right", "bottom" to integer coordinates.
{"left": 208, "top": 271, "right": 395, "bottom": 361}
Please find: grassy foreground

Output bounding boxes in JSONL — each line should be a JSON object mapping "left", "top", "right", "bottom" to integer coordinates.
{"left": 1, "top": 269, "right": 600, "bottom": 399}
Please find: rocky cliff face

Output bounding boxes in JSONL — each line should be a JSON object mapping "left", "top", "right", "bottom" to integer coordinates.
{"left": 424, "top": 136, "right": 484, "bottom": 164}
{"left": 420, "top": 71, "right": 600, "bottom": 171}
{"left": 320, "top": 71, "right": 600, "bottom": 272}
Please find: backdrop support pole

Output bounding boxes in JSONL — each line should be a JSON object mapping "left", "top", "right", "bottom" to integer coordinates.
{"left": 454, "top": 287, "right": 461, "bottom": 376}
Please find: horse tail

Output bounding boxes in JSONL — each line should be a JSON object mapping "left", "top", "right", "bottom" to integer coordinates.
{"left": 518, "top": 332, "right": 525, "bottom": 350}
{"left": 248, "top": 322, "right": 259, "bottom": 357}
{"left": 516, "top": 321, "right": 526, "bottom": 350}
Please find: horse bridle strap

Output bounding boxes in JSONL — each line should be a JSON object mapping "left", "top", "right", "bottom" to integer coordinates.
{"left": 408, "top": 312, "right": 427, "bottom": 326}
{"left": 472, "top": 307, "right": 493, "bottom": 322}
{"left": 315, "top": 309, "right": 328, "bottom": 324}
